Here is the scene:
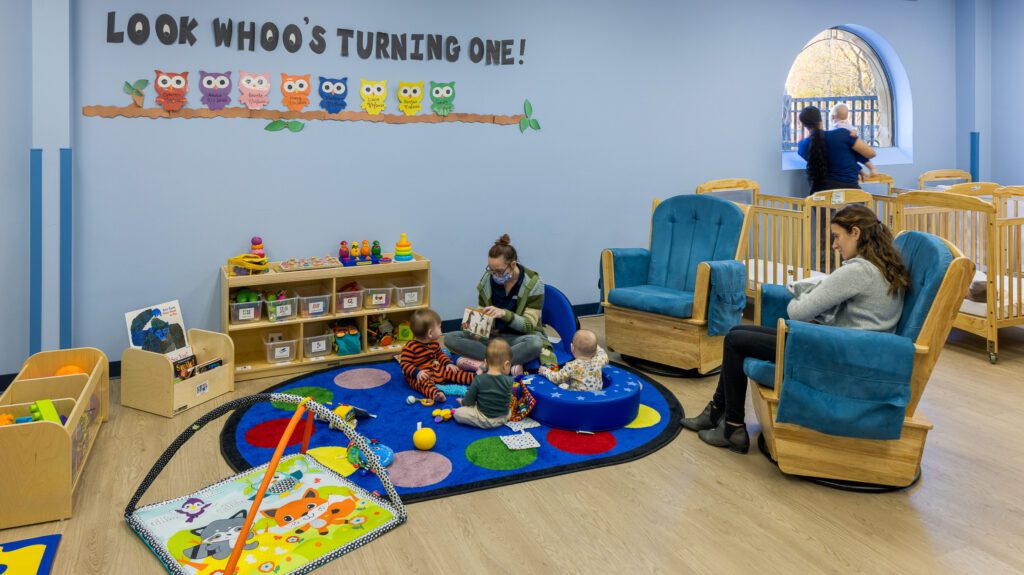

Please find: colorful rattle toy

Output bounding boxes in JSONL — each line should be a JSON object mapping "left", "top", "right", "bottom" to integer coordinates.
{"left": 406, "top": 395, "right": 435, "bottom": 407}
{"left": 394, "top": 233, "right": 413, "bottom": 262}
{"left": 432, "top": 408, "right": 453, "bottom": 423}
{"left": 346, "top": 439, "right": 395, "bottom": 476}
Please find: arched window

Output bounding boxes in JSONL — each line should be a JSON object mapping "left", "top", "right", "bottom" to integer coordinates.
{"left": 782, "top": 27, "right": 894, "bottom": 152}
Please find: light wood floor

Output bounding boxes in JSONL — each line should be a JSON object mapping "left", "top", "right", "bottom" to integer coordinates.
{"left": 4, "top": 316, "right": 1023, "bottom": 574}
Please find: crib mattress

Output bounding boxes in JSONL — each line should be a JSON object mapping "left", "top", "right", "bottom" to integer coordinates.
{"left": 746, "top": 260, "right": 825, "bottom": 290}
{"left": 960, "top": 270, "right": 1024, "bottom": 317}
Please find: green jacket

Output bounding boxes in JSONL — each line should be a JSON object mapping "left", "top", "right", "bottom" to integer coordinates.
{"left": 476, "top": 263, "right": 555, "bottom": 364}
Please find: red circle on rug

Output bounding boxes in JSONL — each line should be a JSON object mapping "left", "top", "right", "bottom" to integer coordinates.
{"left": 546, "top": 429, "right": 617, "bottom": 455}
{"left": 244, "top": 418, "right": 307, "bottom": 449}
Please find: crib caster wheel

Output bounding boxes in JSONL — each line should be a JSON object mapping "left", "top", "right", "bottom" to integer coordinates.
{"left": 989, "top": 352, "right": 998, "bottom": 364}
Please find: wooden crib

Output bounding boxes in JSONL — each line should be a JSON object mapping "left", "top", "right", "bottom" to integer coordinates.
{"left": 894, "top": 190, "right": 1024, "bottom": 362}
{"left": 918, "top": 169, "right": 972, "bottom": 189}
{"left": 738, "top": 189, "right": 882, "bottom": 297}
{"left": 694, "top": 178, "right": 761, "bottom": 208}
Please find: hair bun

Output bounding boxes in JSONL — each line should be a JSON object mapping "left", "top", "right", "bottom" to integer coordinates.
{"left": 496, "top": 234, "right": 511, "bottom": 246}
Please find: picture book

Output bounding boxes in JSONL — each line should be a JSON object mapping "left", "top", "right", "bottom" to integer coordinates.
{"left": 0, "top": 533, "right": 61, "bottom": 574}
{"left": 173, "top": 354, "right": 198, "bottom": 381}
{"left": 194, "top": 357, "right": 224, "bottom": 375}
{"left": 125, "top": 300, "right": 192, "bottom": 362}
{"left": 461, "top": 307, "right": 494, "bottom": 340}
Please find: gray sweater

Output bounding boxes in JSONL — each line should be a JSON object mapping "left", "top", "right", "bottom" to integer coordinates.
{"left": 787, "top": 257, "right": 904, "bottom": 332}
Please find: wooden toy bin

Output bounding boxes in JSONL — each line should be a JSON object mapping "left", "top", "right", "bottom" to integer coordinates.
{"left": 0, "top": 347, "right": 109, "bottom": 530}
{"left": 121, "top": 328, "right": 235, "bottom": 418}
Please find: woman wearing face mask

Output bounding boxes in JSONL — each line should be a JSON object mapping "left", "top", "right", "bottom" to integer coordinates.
{"left": 444, "top": 234, "right": 553, "bottom": 375}
{"left": 681, "top": 205, "right": 909, "bottom": 454}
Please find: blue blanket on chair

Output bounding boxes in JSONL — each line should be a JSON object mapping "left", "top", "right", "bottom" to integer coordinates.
{"left": 706, "top": 260, "right": 747, "bottom": 336}
{"left": 775, "top": 321, "right": 915, "bottom": 440}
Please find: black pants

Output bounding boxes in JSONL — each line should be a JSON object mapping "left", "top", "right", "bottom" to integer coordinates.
{"left": 712, "top": 325, "right": 777, "bottom": 423}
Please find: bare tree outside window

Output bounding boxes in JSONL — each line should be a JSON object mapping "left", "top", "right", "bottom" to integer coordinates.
{"left": 782, "top": 28, "right": 894, "bottom": 152}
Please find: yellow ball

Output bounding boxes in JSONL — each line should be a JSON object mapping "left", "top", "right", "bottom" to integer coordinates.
{"left": 413, "top": 426, "right": 436, "bottom": 451}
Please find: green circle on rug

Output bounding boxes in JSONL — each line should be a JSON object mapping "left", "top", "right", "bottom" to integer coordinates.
{"left": 465, "top": 436, "right": 537, "bottom": 471}
{"left": 271, "top": 386, "right": 334, "bottom": 411}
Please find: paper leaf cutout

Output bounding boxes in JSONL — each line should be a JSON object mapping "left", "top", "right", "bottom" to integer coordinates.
{"left": 133, "top": 79, "right": 149, "bottom": 91}
{"left": 524, "top": 99, "right": 533, "bottom": 118}
{"left": 286, "top": 121, "right": 305, "bottom": 132}
{"left": 530, "top": 119, "right": 540, "bottom": 131}
{"left": 519, "top": 117, "right": 529, "bottom": 133}
{"left": 123, "top": 82, "right": 135, "bottom": 95}
{"left": 265, "top": 120, "right": 287, "bottom": 132}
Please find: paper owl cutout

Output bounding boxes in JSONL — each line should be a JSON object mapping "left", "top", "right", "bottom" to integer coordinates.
{"left": 280, "top": 73, "right": 311, "bottom": 112}
{"left": 318, "top": 76, "right": 348, "bottom": 114}
{"left": 154, "top": 70, "right": 188, "bottom": 112}
{"left": 429, "top": 81, "right": 455, "bottom": 117}
{"left": 397, "top": 81, "right": 424, "bottom": 116}
{"left": 360, "top": 79, "right": 387, "bottom": 115}
{"left": 238, "top": 71, "right": 270, "bottom": 110}
{"left": 198, "top": 71, "right": 232, "bottom": 111}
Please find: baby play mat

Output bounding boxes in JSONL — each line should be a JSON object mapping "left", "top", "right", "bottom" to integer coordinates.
{"left": 221, "top": 361, "right": 682, "bottom": 503}
{"left": 128, "top": 395, "right": 406, "bottom": 575}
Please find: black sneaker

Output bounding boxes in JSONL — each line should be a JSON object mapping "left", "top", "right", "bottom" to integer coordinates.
{"left": 682, "top": 401, "right": 723, "bottom": 432}
{"left": 698, "top": 420, "right": 750, "bottom": 454}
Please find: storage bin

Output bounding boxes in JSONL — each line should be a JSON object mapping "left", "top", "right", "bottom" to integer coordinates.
{"left": 122, "top": 329, "right": 234, "bottom": 418}
{"left": 335, "top": 287, "right": 365, "bottom": 313}
{"left": 264, "top": 333, "right": 297, "bottom": 363}
{"left": 389, "top": 278, "right": 426, "bottom": 308}
{"left": 304, "top": 332, "right": 334, "bottom": 358}
{"left": 361, "top": 280, "right": 392, "bottom": 310}
{"left": 0, "top": 347, "right": 109, "bottom": 529}
{"left": 295, "top": 286, "right": 331, "bottom": 318}
{"left": 229, "top": 297, "right": 262, "bottom": 324}
{"left": 264, "top": 290, "right": 298, "bottom": 322}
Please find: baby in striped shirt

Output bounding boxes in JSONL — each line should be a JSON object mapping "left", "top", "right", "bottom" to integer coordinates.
{"left": 399, "top": 309, "right": 474, "bottom": 402}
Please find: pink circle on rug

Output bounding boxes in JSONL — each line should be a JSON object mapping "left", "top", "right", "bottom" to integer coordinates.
{"left": 387, "top": 450, "right": 453, "bottom": 488}
{"left": 546, "top": 429, "right": 617, "bottom": 455}
{"left": 334, "top": 368, "right": 392, "bottom": 390}
{"left": 244, "top": 418, "right": 306, "bottom": 449}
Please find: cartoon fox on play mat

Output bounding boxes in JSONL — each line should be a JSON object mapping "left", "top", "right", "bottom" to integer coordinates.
{"left": 261, "top": 488, "right": 364, "bottom": 536}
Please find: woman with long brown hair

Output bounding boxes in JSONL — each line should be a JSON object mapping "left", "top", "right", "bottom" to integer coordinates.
{"left": 683, "top": 204, "right": 910, "bottom": 453}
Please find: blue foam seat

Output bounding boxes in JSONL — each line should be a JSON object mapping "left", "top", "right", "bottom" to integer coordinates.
{"left": 529, "top": 364, "right": 643, "bottom": 432}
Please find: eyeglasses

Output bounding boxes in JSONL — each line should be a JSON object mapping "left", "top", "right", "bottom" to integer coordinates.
{"left": 485, "top": 263, "right": 514, "bottom": 275}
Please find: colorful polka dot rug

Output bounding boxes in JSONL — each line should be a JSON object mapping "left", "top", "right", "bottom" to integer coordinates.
{"left": 221, "top": 360, "right": 682, "bottom": 503}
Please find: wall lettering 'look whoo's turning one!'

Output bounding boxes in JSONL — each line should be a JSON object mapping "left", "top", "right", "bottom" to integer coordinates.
{"left": 83, "top": 11, "right": 542, "bottom": 134}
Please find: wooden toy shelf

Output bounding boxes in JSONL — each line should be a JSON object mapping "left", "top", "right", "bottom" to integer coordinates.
{"left": 221, "top": 253, "right": 429, "bottom": 382}
{"left": 0, "top": 348, "right": 109, "bottom": 529}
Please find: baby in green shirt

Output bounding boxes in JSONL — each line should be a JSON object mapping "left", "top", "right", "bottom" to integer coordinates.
{"left": 455, "top": 338, "right": 515, "bottom": 429}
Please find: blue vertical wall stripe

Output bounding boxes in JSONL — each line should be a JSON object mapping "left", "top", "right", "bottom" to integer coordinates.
{"left": 970, "top": 131, "right": 980, "bottom": 182}
{"left": 30, "top": 149, "right": 43, "bottom": 354}
{"left": 60, "top": 148, "right": 73, "bottom": 348}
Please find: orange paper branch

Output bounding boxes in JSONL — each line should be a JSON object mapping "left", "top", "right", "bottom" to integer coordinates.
{"left": 81, "top": 105, "right": 525, "bottom": 125}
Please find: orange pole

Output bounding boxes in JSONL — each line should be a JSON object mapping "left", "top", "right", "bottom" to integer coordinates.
{"left": 300, "top": 408, "right": 314, "bottom": 454}
{"left": 224, "top": 398, "right": 311, "bottom": 574}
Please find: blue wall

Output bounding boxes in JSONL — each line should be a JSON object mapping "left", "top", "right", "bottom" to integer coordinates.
{"left": 57, "top": 0, "right": 963, "bottom": 362}
{"left": 0, "top": 0, "right": 31, "bottom": 374}
{"left": 991, "top": 0, "right": 1022, "bottom": 183}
